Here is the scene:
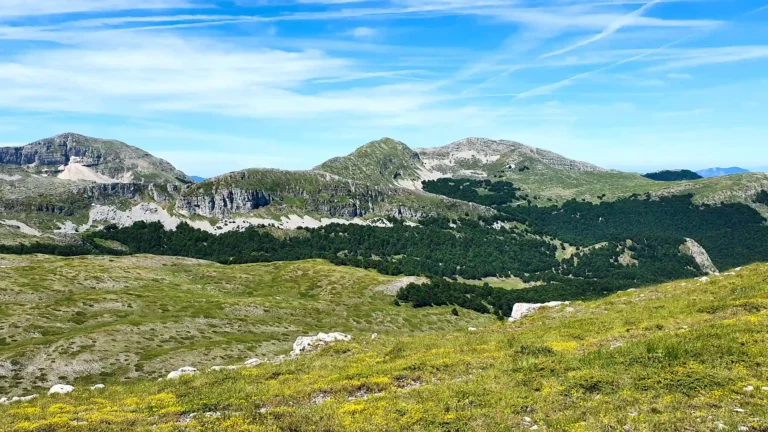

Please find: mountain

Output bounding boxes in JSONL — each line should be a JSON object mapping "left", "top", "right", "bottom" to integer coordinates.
{"left": 697, "top": 167, "right": 750, "bottom": 178}
{"left": 3, "top": 133, "right": 768, "bottom": 241}
{"left": 417, "top": 137, "right": 606, "bottom": 177}
{"left": 190, "top": 176, "right": 207, "bottom": 182}
{"left": 176, "top": 167, "right": 489, "bottom": 221}
{"left": 0, "top": 134, "right": 193, "bottom": 240}
{"left": 315, "top": 137, "right": 440, "bottom": 189}
{"left": 0, "top": 133, "right": 191, "bottom": 184}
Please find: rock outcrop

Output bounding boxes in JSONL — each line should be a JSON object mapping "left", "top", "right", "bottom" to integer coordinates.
{"left": 48, "top": 384, "right": 75, "bottom": 395}
{"left": 167, "top": 367, "right": 198, "bottom": 380}
{"left": 0, "top": 394, "right": 37, "bottom": 404}
{"left": 291, "top": 333, "right": 352, "bottom": 357}
{"left": 681, "top": 238, "right": 719, "bottom": 275}
{"left": 509, "top": 302, "right": 571, "bottom": 322}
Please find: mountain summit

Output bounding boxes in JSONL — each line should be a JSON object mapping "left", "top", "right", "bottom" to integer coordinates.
{"left": 315, "top": 138, "right": 440, "bottom": 189}
{"left": 0, "top": 133, "right": 191, "bottom": 184}
{"left": 416, "top": 137, "right": 606, "bottom": 177}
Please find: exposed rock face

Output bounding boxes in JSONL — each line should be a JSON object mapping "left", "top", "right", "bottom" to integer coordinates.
{"left": 416, "top": 137, "right": 606, "bottom": 176}
{"left": 509, "top": 302, "right": 570, "bottom": 322}
{"left": 176, "top": 169, "right": 408, "bottom": 219}
{"left": 681, "top": 238, "right": 719, "bottom": 274}
{"left": 0, "top": 133, "right": 191, "bottom": 184}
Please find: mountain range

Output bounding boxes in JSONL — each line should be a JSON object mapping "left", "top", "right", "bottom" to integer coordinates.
{"left": 696, "top": 167, "right": 750, "bottom": 178}
{"left": 2, "top": 133, "right": 768, "bottom": 243}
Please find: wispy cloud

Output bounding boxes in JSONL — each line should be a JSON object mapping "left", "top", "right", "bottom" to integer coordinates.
{"left": 667, "top": 72, "right": 691, "bottom": 79}
{"left": 0, "top": 0, "right": 766, "bottom": 170}
{"left": 346, "top": 26, "right": 379, "bottom": 39}
{"left": 0, "top": 0, "right": 200, "bottom": 19}
{"left": 539, "top": 0, "right": 662, "bottom": 58}
{"left": 647, "top": 46, "right": 768, "bottom": 71}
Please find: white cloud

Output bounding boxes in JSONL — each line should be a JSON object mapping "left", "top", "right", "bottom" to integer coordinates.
{"left": 0, "top": 0, "right": 198, "bottom": 19}
{"left": 0, "top": 33, "right": 440, "bottom": 119}
{"left": 347, "top": 26, "right": 378, "bottom": 39}
{"left": 648, "top": 46, "right": 768, "bottom": 71}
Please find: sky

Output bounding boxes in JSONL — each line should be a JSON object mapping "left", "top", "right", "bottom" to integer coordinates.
{"left": 0, "top": 0, "right": 767, "bottom": 177}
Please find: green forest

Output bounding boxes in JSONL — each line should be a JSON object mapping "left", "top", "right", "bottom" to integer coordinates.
{"left": 80, "top": 217, "right": 558, "bottom": 280}
{"left": 502, "top": 194, "right": 768, "bottom": 269}
{"left": 755, "top": 190, "right": 768, "bottom": 205}
{"left": 642, "top": 170, "right": 703, "bottom": 181}
{"left": 4, "top": 192, "right": 768, "bottom": 316}
{"left": 422, "top": 178, "right": 522, "bottom": 206}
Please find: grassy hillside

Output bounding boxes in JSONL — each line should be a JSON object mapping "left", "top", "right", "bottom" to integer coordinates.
{"left": 315, "top": 138, "right": 426, "bottom": 187}
{"left": 494, "top": 166, "right": 768, "bottom": 206}
{"left": 3, "top": 264, "right": 768, "bottom": 431}
{"left": 0, "top": 255, "right": 493, "bottom": 396}
{"left": 180, "top": 168, "right": 491, "bottom": 220}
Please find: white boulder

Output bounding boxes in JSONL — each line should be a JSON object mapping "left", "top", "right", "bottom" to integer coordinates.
{"left": 167, "top": 367, "right": 198, "bottom": 380}
{"left": 244, "top": 358, "right": 263, "bottom": 367}
{"left": 291, "top": 332, "right": 352, "bottom": 357}
{"left": 9, "top": 395, "right": 38, "bottom": 403}
{"left": 468, "top": 328, "right": 477, "bottom": 332}
{"left": 211, "top": 365, "right": 241, "bottom": 371}
{"left": 90, "top": 384, "right": 105, "bottom": 390}
{"left": 509, "top": 302, "right": 570, "bottom": 322}
{"left": 48, "top": 384, "right": 75, "bottom": 395}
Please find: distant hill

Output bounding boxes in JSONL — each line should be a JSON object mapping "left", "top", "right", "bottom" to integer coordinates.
{"left": 315, "top": 138, "right": 438, "bottom": 189}
{"left": 697, "top": 167, "right": 749, "bottom": 178}
{"left": 0, "top": 133, "right": 191, "bottom": 184}
{"left": 190, "top": 176, "right": 207, "bottom": 183}
{"left": 3, "top": 133, "right": 768, "bottom": 242}
{"left": 643, "top": 169, "right": 703, "bottom": 182}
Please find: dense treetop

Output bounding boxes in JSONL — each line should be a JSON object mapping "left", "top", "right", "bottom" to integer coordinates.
{"left": 643, "top": 170, "right": 703, "bottom": 181}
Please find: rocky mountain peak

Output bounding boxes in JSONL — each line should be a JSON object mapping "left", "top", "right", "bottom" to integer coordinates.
{"left": 0, "top": 133, "right": 191, "bottom": 184}
{"left": 416, "top": 137, "right": 607, "bottom": 176}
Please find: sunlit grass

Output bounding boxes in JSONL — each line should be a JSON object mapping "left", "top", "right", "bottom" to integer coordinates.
{"left": 3, "top": 263, "right": 768, "bottom": 431}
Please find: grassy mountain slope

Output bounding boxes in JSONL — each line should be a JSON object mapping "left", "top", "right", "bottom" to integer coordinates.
{"left": 179, "top": 168, "right": 491, "bottom": 220}
{"left": 414, "top": 138, "right": 768, "bottom": 206}
{"left": 3, "top": 264, "right": 768, "bottom": 431}
{"left": 0, "top": 255, "right": 492, "bottom": 396}
{"left": 315, "top": 138, "right": 431, "bottom": 188}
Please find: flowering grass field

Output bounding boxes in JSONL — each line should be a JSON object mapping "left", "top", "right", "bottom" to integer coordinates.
{"left": 3, "top": 262, "right": 768, "bottom": 431}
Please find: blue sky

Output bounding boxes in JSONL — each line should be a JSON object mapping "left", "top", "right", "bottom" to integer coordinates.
{"left": 0, "top": 0, "right": 766, "bottom": 176}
